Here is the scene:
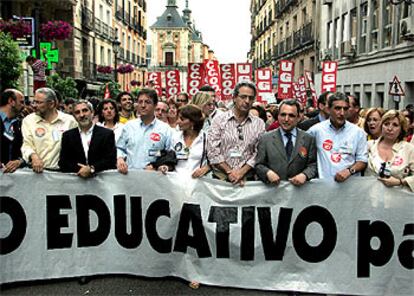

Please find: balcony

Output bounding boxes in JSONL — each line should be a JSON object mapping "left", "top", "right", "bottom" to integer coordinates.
{"left": 119, "top": 48, "right": 125, "bottom": 61}
{"left": 301, "top": 22, "right": 313, "bottom": 45}
{"left": 286, "top": 35, "right": 292, "bottom": 52}
{"left": 81, "top": 7, "right": 93, "bottom": 31}
{"left": 275, "top": 0, "right": 298, "bottom": 18}
{"left": 124, "top": 12, "right": 131, "bottom": 26}
{"left": 95, "top": 18, "right": 102, "bottom": 35}
{"left": 116, "top": 6, "right": 123, "bottom": 20}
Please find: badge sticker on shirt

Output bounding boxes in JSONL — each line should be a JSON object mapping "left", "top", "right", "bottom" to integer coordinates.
{"left": 35, "top": 127, "right": 46, "bottom": 138}
{"left": 174, "top": 142, "right": 183, "bottom": 152}
{"left": 392, "top": 156, "right": 403, "bottom": 167}
{"left": 150, "top": 133, "right": 161, "bottom": 142}
{"left": 323, "top": 139, "right": 333, "bottom": 151}
{"left": 229, "top": 148, "right": 242, "bottom": 158}
{"left": 148, "top": 149, "right": 161, "bottom": 157}
{"left": 331, "top": 152, "right": 342, "bottom": 163}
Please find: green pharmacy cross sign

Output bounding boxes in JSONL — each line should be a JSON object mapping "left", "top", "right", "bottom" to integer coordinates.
{"left": 31, "top": 42, "right": 59, "bottom": 70}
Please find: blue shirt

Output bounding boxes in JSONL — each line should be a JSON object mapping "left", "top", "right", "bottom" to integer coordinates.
{"left": 0, "top": 111, "right": 17, "bottom": 134}
{"left": 280, "top": 127, "right": 298, "bottom": 148}
{"left": 308, "top": 120, "right": 368, "bottom": 179}
{"left": 117, "top": 117, "right": 173, "bottom": 169}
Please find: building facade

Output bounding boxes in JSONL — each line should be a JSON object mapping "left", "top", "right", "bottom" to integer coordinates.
{"left": 0, "top": 0, "right": 147, "bottom": 97}
{"left": 316, "top": 0, "right": 414, "bottom": 109}
{"left": 250, "top": 0, "right": 317, "bottom": 81}
{"left": 149, "top": 0, "right": 212, "bottom": 92}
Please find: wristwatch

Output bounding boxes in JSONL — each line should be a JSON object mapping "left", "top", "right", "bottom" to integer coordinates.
{"left": 348, "top": 167, "right": 356, "bottom": 175}
{"left": 90, "top": 165, "right": 96, "bottom": 175}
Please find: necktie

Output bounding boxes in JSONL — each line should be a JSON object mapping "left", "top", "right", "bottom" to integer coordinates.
{"left": 285, "top": 132, "right": 293, "bottom": 160}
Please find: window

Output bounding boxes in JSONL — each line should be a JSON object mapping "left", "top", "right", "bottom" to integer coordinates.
{"left": 100, "top": 46, "right": 104, "bottom": 65}
{"left": 165, "top": 52, "right": 173, "bottom": 66}
{"left": 383, "top": 1, "right": 392, "bottom": 48}
{"left": 107, "top": 49, "right": 111, "bottom": 66}
{"left": 360, "top": 2, "right": 368, "bottom": 53}
{"left": 334, "top": 17, "right": 340, "bottom": 58}
{"left": 371, "top": 0, "right": 379, "bottom": 51}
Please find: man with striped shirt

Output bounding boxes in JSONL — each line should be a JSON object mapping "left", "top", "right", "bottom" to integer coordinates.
{"left": 207, "top": 81, "right": 265, "bottom": 186}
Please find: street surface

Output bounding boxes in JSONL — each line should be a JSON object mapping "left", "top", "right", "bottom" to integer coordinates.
{"left": 1, "top": 275, "right": 297, "bottom": 296}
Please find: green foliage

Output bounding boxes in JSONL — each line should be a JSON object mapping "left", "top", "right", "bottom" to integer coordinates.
{"left": 46, "top": 73, "right": 78, "bottom": 100}
{"left": 0, "top": 32, "right": 22, "bottom": 91}
{"left": 99, "top": 80, "right": 121, "bottom": 99}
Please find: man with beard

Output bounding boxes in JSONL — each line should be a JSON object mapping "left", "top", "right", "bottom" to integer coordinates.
{"left": 21, "top": 87, "right": 77, "bottom": 172}
{"left": 308, "top": 92, "right": 367, "bottom": 182}
{"left": 116, "top": 91, "right": 136, "bottom": 123}
{"left": 1, "top": 89, "right": 25, "bottom": 173}
{"left": 59, "top": 100, "right": 116, "bottom": 177}
{"left": 117, "top": 88, "right": 173, "bottom": 173}
{"left": 207, "top": 81, "right": 265, "bottom": 185}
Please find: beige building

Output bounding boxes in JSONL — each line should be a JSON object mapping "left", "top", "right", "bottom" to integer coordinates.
{"left": 149, "top": 0, "right": 213, "bottom": 92}
{"left": 0, "top": 0, "right": 147, "bottom": 97}
{"left": 250, "top": 0, "right": 317, "bottom": 83}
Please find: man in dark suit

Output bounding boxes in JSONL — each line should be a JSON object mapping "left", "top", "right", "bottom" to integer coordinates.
{"left": 59, "top": 100, "right": 116, "bottom": 178}
{"left": 0, "top": 89, "right": 25, "bottom": 173}
{"left": 256, "top": 99, "right": 317, "bottom": 186}
{"left": 298, "top": 91, "right": 332, "bottom": 131}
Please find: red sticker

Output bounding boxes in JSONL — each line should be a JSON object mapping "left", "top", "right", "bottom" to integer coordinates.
{"left": 150, "top": 133, "right": 161, "bottom": 142}
{"left": 323, "top": 139, "right": 333, "bottom": 151}
{"left": 35, "top": 128, "right": 46, "bottom": 138}
{"left": 392, "top": 156, "right": 403, "bottom": 166}
{"left": 299, "top": 146, "right": 308, "bottom": 157}
{"left": 331, "top": 152, "right": 342, "bottom": 163}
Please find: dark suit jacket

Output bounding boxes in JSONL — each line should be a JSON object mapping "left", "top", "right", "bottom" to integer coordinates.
{"left": 297, "top": 115, "right": 321, "bottom": 131}
{"left": 1, "top": 117, "right": 23, "bottom": 164}
{"left": 255, "top": 127, "right": 317, "bottom": 183}
{"left": 59, "top": 125, "right": 116, "bottom": 173}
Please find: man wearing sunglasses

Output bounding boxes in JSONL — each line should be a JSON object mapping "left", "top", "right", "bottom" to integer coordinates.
{"left": 308, "top": 92, "right": 367, "bottom": 182}
{"left": 207, "top": 81, "right": 265, "bottom": 185}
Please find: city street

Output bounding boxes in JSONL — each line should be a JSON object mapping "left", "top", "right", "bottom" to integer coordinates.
{"left": 1, "top": 275, "right": 293, "bottom": 296}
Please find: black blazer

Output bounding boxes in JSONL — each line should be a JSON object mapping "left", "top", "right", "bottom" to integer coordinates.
{"left": 1, "top": 117, "right": 23, "bottom": 164}
{"left": 59, "top": 125, "right": 116, "bottom": 173}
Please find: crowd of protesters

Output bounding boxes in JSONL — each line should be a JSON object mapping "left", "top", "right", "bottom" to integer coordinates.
{"left": 1, "top": 81, "right": 414, "bottom": 192}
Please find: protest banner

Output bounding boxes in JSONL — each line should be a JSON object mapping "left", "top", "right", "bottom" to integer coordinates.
{"left": 297, "top": 76, "right": 307, "bottom": 105}
{"left": 235, "top": 63, "right": 253, "bottom": 83}
{"left": 204, "top": 59, "right": 222, "bottom": 99}
{"left": 148, "top": 72, "right": 163, "bottom": 97}
{"left": 305, "top": 71, "right": 318, "bottom": 107}
{"left": 277, "top": 60, "right": 294, "bottom": 100}
{"left": 321, "top": 61, "right": 338, "bottom": 93}
{"left": 255, "top": 68, "right": 272, "bottom": 103}
{"left": 220, "top": 64, "right": 235, "bottom": 101}
{"left": 165, "top": 70, "right": 181, "bottom": 99}
{"left": 1, "top": 171, "right": 413, "bottom": 296}
{"left": 187, "top": 63, "right": 204, "bottom": 97}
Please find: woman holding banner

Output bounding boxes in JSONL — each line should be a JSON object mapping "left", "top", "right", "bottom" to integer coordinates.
{"left": 366, "top": 110, "right": 414, "bottom": 191}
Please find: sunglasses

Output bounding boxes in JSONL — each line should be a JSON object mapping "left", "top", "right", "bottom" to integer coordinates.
{"left": 237, "top": 125, "right": 244, "bottom": 141}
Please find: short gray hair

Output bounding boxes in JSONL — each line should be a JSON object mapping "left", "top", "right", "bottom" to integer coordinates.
{"left": 73, "top": 99, "right": 94, "bottom": 112}
{"left": 232, "top": 80, "right": 257, "bottom": 98}
{"left": 35, "top": 87, "right": 57, "bottom": 103}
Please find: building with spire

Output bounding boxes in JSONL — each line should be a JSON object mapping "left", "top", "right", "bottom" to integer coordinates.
{"left": 149, "top": 0, "right": 213, "bottom": 91}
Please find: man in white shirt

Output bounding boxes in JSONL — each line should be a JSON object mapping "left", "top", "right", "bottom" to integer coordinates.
{"left": 308, "top": 92, "right": 367, "bottom": 182}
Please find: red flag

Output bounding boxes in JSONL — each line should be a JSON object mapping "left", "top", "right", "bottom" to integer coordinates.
{"left": 104, "top": 83, "right": 111, "bottom": 99}
{"left": 165, "top": 70, "right": 181, "bottom": 99}
{"left": 203, "top": 59, "right": 222, "bottom": 100}
{"left": 297, "top": 76, "right": 307, "bottom": 105}
{"left": 255, "top": 68, "right": 272, "bottom": 103}
{"left": 187, "top": 63, "right": 204, "bottom": 98}
{"left": 277, "top": 60, "right": 295, "bottom": 100}
{"left": 321, "top": 61, "right": 338, "bottom": 93}
{"left": 220, "top": 64, "right": 235, "bottom": 101}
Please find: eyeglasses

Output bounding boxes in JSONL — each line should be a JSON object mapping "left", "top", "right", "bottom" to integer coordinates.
{"left": 300, "top": 109, "right": 305, "bottom": 113}
{"left": 237, "top": 125, "right": 244, "bottom": 141}
{"left": 238, "top": 94, "right": 255, "bottom": 101}
{"left": 176, "top": 99, "right": 188, "bottom": 103}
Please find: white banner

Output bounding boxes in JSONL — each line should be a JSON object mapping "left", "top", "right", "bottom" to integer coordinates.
{"left": 1, "top": 170, "right": 413, "bottom": 296}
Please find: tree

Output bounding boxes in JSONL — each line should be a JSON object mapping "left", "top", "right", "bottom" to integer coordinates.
{"left": 46, "top": 73, "right": 78, "bottom": 100}
{"left": 0, "top": 32, "right": 22, "bottom": 91}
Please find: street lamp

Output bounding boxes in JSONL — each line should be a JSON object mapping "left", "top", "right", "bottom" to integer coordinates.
{"left": 112, "top": 37, "right": 121, "bottom": 82}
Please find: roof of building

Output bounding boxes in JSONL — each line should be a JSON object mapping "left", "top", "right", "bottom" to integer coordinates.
{"left": 150, "top": 1, "right": 187, "bottom": 29}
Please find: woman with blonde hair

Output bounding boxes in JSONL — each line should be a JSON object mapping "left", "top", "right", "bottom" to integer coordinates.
{"left": 363, "top": 107, "right": 385, "bottom": 140}
{"left": 366, "top": 110, "right": 414, "bottom": 191}
{"left": 192, "top": 91, "right": 220, "bottom": 131}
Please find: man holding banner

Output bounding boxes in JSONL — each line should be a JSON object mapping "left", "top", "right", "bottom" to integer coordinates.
{"left": 308, "top": 92, "right": 367, "bottom": 182}
{"left": 207, "top": 81, "right": 265, "bottom": 185}
{"left": 256, "top": 99, "right": 317, "bottom": 186}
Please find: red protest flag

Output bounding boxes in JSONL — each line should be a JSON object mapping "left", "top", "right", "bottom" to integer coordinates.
{"left": 104, "top": 83, "right": 111, "bottom": 99}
